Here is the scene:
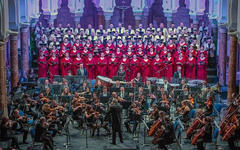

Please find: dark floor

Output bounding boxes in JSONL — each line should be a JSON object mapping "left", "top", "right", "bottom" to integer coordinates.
{"left": 0, "top": 120, "right": 233, "bottom": 150}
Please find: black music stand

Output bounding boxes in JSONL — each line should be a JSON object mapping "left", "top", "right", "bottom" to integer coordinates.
{"left": 60, "top": 96, "right": 73, "bottom": 104}
{"left": 125, "top": 87, "right": 134, "bottom": 94}
{"left": 112, "top": 76, "right": 124, "bottom": 81}
{"left": 110, "top": 88, "right": 120, "bottom": 93}
{"left": 100, "top": 96, "right": 109, "bottom": 104}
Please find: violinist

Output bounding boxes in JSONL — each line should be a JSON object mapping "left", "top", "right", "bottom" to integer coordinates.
{"left": 10, "top": 109, "right": 29, "bottom": 144}
{"left": 124, "top": 102, "right": 142, "bottom": 134}
{"left": 204, "top": 96, "right": 213, "bottom": 116}
{"left": 35, "top": 117, "right": 54, "bottom": 150}
{"left": 176, "top": 100, "right": 191, "bottom": 123}
{"left": 0, "top": 117, "right": 20, "bottom": 149}
{"left": 85, "top": 105, "right": 100, "bottom": 137}
{"left": 72, "top": 93, "right": 85, "bottom": 128}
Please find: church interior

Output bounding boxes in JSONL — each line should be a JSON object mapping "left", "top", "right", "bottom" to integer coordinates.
{"left": 0, "top": 0, "right": 240, "bottom": 150}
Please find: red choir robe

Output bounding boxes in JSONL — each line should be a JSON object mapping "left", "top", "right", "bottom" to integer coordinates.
{"left": 129, "top": 58, "right": 140, "bottom": 80}
{"left": 186, "top": 49, "right": 197, "bottom": 58}
{"left": 116, "top": 44, "right": 125, "bottom": 52}
{"left": 104, "top": 50, "right": 113, "bottom": 59}
{"left": 140, "top": 58, "right": 151, "bottom": 82}
{"left": 175, "top": 56, "right": 185, "bottom": 75}
{"left": 156, "top": 44, "right": 165, "bottom": 54}
{"left": 126, "top": 51, "right": 134, "bottom": 59}
{"left": 146, "top": 44, "right": 155, "bottom": 52}
{"left": 49, "top": 49, "right": 59, "bottom": 57}
{"left": 38, "top": 56, "right": 48, "bottom": 78}
{"left": 95, "top": 44, "right": 105, "bottom": 51}
{"left": 136, "top": 51, "right": 144, "bottom": 59}
{"left": 160, "top": 50, "right": 168, "bottom": 60}
{"left": 120, "top": 58, "right": 129, "bottom": 81}
{"left": 48, "top": 56, "right": 59, "bottom": 82}
{"left": 73, "top": 43, "right": 83, "bottom": 51}
{"left": 197, "top": 56, "right": 208, "bottom": 80}
{"left": 174, "top": 50, "right": 185, "bottom": 59}
{"left": 59, "top": 50, "right": 69, "bottom": 60}
{"left": 81, "top": 49, "right": 91, "bottom": 60}
{"left": 72, "top": 57, "right": 84, "bottom": 75}
{"left": 177, "top": 42, "right": 188, "bottom": 50}
{"left": 105, "top": 43, "right": 115, "bottom": 51}
{"left": 108, "top": 57, "right": 119, "bottom": 78}
{"left": 60, "top": 57, "right": 73, "bottom": 77}
{"left": 85, "top": 57, "right": 96, "bottom": 79}
{"left": 84, "top": 43, "right": 94, "bottom": 51}
{"left": 165, "top": 56, "right": 174, "bottom": 81}
{"left": 147, "top": 51, "right": 156, "bottom": 60}
{"left": 185, "top": 57, "right": 196, "bottom": 80}
{"left": 135, "top": 44, "right": 145, "bottom": 52}
{"left": 197, "top": 50, "right": 208, "bottom": 59}
{"left": 152, "top": 58, "right": 164, "bottom": 78}
{"left": 97, "top": 57, "right": 108, "bottom": 76}
{"left": 39, "top": 49, "right": 49, "bottom": 57}
{"left": 115, "top": 51, "right": 123, "bottom": 60}
{"left": 61, "top": 42, "right": 71, "bottom": 50}
{"left": 167, "top": 44, "right": 176, "bottom": 53}
{"left": 126, "top": 44, "right": 135, "bottom": 52}
{"left": 70, "top": 49, "right": 80, "bottom": 60}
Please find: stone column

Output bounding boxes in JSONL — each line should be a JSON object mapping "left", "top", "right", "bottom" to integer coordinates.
{"left": 104, "top": 13, "right": 112, "bottom": 29}
{"left": 227, "top": 33, "right": 238, "bottom": 102}
{"left": 9, "top": 34, "right": 19, "bottom": 88}
{"left": 97, "top": 9, "right": 105, "bottom": 27}
{"left": 218, "top": 25, "right": 227, "bottom": 86}
{"left": 20, "top": 26, "right": 30, "bottom": 79}
{"left": 0, "top": 39, "right": 8, "bottom": 117}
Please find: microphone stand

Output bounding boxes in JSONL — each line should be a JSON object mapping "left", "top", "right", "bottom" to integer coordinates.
{"left": 63, "top": 115, "right": 72, "bottom": 149}
{"left": 83, "top": 117, "right": 89, "bottom": 150}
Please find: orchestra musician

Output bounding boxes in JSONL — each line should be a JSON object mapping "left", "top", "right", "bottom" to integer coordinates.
{"left": 124, "top": 102, "right": 142, "bottom": 134}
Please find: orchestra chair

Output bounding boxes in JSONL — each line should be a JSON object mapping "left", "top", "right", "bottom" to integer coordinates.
{"left": 29, "top": 126, "right": 44, "bottom": 150}
{"left": 53, "top": 75, "right": 63, "bottom": 83}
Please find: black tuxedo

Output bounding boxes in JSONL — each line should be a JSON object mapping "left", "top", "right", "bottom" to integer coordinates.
{"left": 109, "top": 103, "right": 123, "bottom": 144}
{"left": 77, "top": 68, "right": 88, "bottom": 77}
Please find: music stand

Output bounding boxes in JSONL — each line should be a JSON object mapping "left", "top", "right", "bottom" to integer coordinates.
{"left": 60, "top": 96, "right": 73, "bottom": 104}
{"left": 100, "top": 96, "right": 109, "bottom": 104}
{"left": 143, "top": 89, "right": 150, "bottom": 95}
{"left": 125, "top": 87, "right": 134, "bottom": 94}
{"left": 112, "top": 76, "right": 124, "bottom": 81}
{"left": 110, "top": 88, "right": 120, "bottom": 93}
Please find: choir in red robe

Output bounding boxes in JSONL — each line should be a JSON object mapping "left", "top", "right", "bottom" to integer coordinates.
{"left": 38, "top": 53, "right": 48, "bottom": 78}
{"left": 48, "top": 53, "right": 59, "bottom": 81}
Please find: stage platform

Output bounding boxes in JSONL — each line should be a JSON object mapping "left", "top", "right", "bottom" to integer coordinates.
{"left": 0, "top": 121, "right": 235, "bottom": 150}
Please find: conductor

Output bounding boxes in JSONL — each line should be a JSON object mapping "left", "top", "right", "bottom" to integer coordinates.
{"left": 109, "top": 99, "right": 124, "bottom": 145}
